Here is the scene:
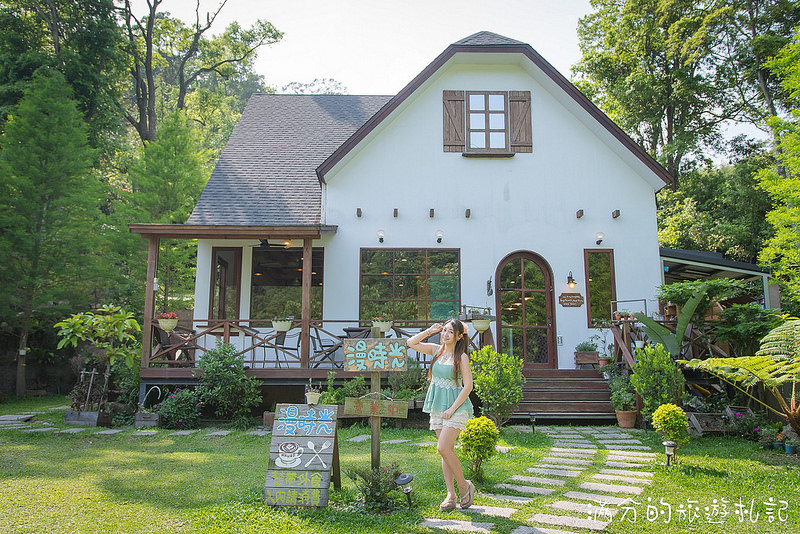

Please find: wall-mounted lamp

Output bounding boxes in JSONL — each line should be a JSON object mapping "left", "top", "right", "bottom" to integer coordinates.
{"left": 487, "top": 277, "right": 493, "bottom": 296}
{"left": 567, "top": 272, "right": 576, "bottom": 288}
{"left": 377, "top": 230, "right": 385, "bottom": 243}
{"left": 436, "top": 230, "right": 443, "bottom": 243}
{"left": 663, "top": 440, "right": 677, "bottom": 466}
{"left": 595, "top": 232, "right": 605, "bottom": 245}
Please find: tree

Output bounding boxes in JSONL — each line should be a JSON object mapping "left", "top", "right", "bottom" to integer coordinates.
{"left": 573, "top": 0, "right": 723, "bottom": 182}
{"left": 0, "top": 68, "right": 101, "bottom": 395}
{"left": 281, "top": 78, "right": 348, "bottom": 95}
{"left": 128, "top": 110, "right": 207, "bottom": 309}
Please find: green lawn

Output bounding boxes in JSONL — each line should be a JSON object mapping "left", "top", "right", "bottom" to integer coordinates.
{"left": 1, "top": 397, "right": 798, "bottom": 533}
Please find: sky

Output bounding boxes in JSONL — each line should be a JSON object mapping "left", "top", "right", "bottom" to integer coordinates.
{"left": 140, "top": 0, "right": 593, "bottom": 95}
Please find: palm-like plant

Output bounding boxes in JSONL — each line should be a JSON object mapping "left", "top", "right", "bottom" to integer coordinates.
{"left": 681, "top": 319, "right": 800, "bottom": 434}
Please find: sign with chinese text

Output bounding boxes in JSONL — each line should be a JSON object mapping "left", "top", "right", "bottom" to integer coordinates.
{"left": 558, "top": 293, "right": 585, "bottom": 307}
{"left": 343, "top": 397, "right": 409, "bottom": 419}
{"left": 264, "top": 404, "right": 338, "bottom": 507}
{"left": 343, "top": 338, "right": 407, "bottom": 372}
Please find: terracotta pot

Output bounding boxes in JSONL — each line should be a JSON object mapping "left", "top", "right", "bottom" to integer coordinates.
{"left": 615, "top": 410, "right": 638, "bottom": 429}
{"left": 597, "top": 358, "right": 610, "bottom": 368}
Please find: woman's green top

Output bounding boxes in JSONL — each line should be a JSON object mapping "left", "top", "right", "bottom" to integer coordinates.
{"left": 423, "top": 350, "right": 473, "bottom": 415}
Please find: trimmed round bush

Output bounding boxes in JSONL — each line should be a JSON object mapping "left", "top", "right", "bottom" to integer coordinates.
{"left": 459, "top": 416, "right": 500, "bottom": 481}
{"left": 651, "top": 403, "right": 689, "bottom": 447}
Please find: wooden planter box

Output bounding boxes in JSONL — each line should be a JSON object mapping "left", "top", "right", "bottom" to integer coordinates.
{"left": 574, "top": 351, "right": 600, "bottom": 365}
{"left": 65, "top": 410, "right": 112, "bottom": 427}
{"left": 134, "top": 412, "right": 161, "bottom": 428}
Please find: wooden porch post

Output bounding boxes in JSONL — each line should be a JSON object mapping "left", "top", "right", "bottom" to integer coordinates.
{"left": 141, "top": 236, "right": 159, "bottom": 369}
{"left": 300, "top": 238, "right": 312, "bottom": 367}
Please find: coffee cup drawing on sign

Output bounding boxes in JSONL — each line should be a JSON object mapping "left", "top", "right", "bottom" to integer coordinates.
{"left": 275, "top": 441, "right": 303, "bottom": 468}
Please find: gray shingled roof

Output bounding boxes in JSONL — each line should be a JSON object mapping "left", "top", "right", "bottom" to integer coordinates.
{"left": 453, "top": 31, "right": 525, "bottom": 46}
{"left": 187, "top": 94, "right": 391, "bottom": 226}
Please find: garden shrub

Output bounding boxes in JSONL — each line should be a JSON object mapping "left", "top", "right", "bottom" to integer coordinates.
{"left": 387, "top": 357, "right": 426, "bottom": 399}
{"left": 651, "top": 403, "right": 689, "bottom": 447}
{"left": 630, "top": 344, "right": 685, "bottom": 419}
{"left": 714, "top": 304, "right": 784, "bottom": 357}
{"left": 459, "top": 416, "right": 499, "bottom": 481}
{"left": 345, "top": 460, "right": 404, "bottom": 513}
{"left": 470, "top": 346, "right": 525, "bottom": 427}
{"left": 156, "top": 388, "right": 201, "bottom": 429}
{"left": 320, "top": 371, "right": 368, "bottom": 405}
{"left": 195, "top": 341, "right": 262, "bottom": 428}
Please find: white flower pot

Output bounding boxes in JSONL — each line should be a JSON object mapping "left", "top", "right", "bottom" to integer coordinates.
{"left": 272, "top": 320, "right": 292, "bottom": 332}
{"left": 158, "top": 318, "right": 178, "bottom": 332}
{"left": 372, "top": 321, "right": 393, "bottom": 333}
{"left": 472, "top": 319, "right": 491, "bottom": 333}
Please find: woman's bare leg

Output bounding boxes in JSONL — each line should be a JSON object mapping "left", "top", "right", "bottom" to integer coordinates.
{"left": 435, "top": 429, "right": 456, "bottom": 500}
{"left": 437, "top": 426, "right": 468, "bottom": 497}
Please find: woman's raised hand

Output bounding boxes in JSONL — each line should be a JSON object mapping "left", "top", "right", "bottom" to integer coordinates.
{"left": 429, "top": 323, "right": 444, "bottom": 334}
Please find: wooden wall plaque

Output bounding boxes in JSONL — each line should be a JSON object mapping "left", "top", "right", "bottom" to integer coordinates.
{"left": 558, "top": 293, "right": 585, "bottom": 307}
{"left": 344, "top": 397, "right": 409, "bottom": 419}
{"left": 343, "top": 338, "right": 407, "bottom": 372}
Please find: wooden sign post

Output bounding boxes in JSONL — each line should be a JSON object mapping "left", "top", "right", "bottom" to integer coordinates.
{"left": 343, "top": 337, "right": 408, "bottom": 469}
{"left": 264, "top": 403, "right": 340, "bottom": 507}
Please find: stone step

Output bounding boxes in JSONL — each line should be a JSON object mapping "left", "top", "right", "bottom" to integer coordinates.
{"left": 548, "top": 451, "right": 595, "bottom": 459}
{"left": 548, "top": 499, "right": 619, "bottom": 517}
{"left": 483, "top": 493, "right": 536, "bottom": 504}
{"left": 599, "top": 468, "right": 653, "bottom": 478}
{"left": 579, "top": 482, "right": 645, "bottom": 495}
{"left": 510, "top": 526, "right": 580, "bottom": 534}
{"left": 591, "top": 473, "right": 653, "bottom": 485}
{"left": 536, "top": 463, "right": 587, "bottom": 471}
{"left": 510, "top": 474, "right": 566, "bottom": 487}
{"left": 495, "top": 483, "right": 555, "bottom": 496}
{"left": 527, "top": 467, "right": 582, "bottom": 478}
{"left": 603, "top": 444, "right": 653, "bottom": 451}
{"left": 420, "top": 518, "right": 495, "bottom": 533}
{"left": 460, "top": 504, "right": 518, "bottom": 518}
{"left": 605, "top": 460, "right": 652, "bottom": 468}
{"left": 530, "top": 513, "right": 610, "bottom": 532}
{"left": 563, "top": 491, "right": 634, "bottom": 506}
{"left": 541, "top": 456, "right": 592, "bottom": 466}
{"left": 550, "top": 447, "right": 597, "bottom": 455}
{"left": 604, "top": 449, "right": 657, "bottom": 458}
{"left": 553, "top": 442, "right": 596, "bottom": 449}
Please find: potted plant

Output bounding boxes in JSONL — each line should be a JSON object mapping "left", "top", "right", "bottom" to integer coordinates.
{"left": 759, "top": 428, "right": 775, "bottom": 449}
{"left": 305, "top": 378, "right": 322, "bottom": 405}
{"left": 371, "top": 315, "right": 393, "bottom": 333}
{"left": 785, "top": 436, "right": 798, "bottom": 455}
{"left": 272, "top": 315, "right": 293, "bottom": 332}
{"left": 608, "top": 370, "right": 638, "bottom": 428}
{"left": 574, "top": 340, "right": 599, "bottom": 366}
{"left": 774, "top": 432, "right": 785, "bottom": 450}
{"left": 157, "top": 311, "right": 179, "bottom": 332}
{"left": 467, "top": 306, "right": 494, "bottom": 333}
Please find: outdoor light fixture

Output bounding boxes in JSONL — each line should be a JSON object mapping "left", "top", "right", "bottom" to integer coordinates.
{"left": 595, "top": 232, "right": 605, "bottom": 245}
{"left": 528, "top": 412, "right": 536, "bottom": 433}
{"left": 436, "top": 230, "right": 444, "bottom": 243}
{"left": 663, "top": 440, "right": 676, "bottom": 466}
{"left": 567, "top": 272, "right": 576, "bottom": 288}
{"left": 487, "top": 277, "right": 493, "bottom": 296}
{"left": 377, "top": 230, "right": 385, "bottom": 243}
{"left": 395, "top": 473, "right": 414, "bottom": 508}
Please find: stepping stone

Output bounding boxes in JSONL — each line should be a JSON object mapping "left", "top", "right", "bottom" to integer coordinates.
{"left": 247, "top": 430, "right": 270, "bottom": 436}
{"left": 496, "top": 445, "right": 513, "bottom": 453}
{"left": 550, "top": 434, "right": 585, "bottom": 439}
{"left": 495, "top": 483, "right": 555, "bottom": 496}
{"left": 508, "top": 426, "right": 533, "bottom": 433}
{"left": 420, "top": 518, "right": 495, "bottom": 533}
{"left": 541, "top": 456, "right": 592, "bottom": 466}
{"left": 347, "top": 434, "right": 371, "bottom": 442}
{"left": 603, "top": 444, "right": 652, "bottom": 451}
{"left": 510, "top": 525, "right": 580, "bottom": 534}
{"left": 483, "top": 493, "right": 535, "bottom": 504}
{"left": 606, "top": 461, "right": 651, "bottom": 468}
{"left": 461, "top": 504, "right": 518, "bottom": 518}
{"left": 530, "top": 513, "right": 610, "bottom": 531}
{"left": 24, "top": 428, "right": 55, "bottom": 433}
{"left": 415, "top": 441, "right": 438, "bottom": 447}
{"left": 170, "top": 430, "right": 199, "bottom": 436}
{"left": 599, "top": 468, "right": 653, "bottom": 478}
{"left": 133, "top": 430, "right": 158, "bottom": 436}
{"left": 551, "top": 446, "right": 596, "bottom": 454}
{"left": 553, "top": 442, "right": 595, "bottom": 449}
{"left": 536, "top": 463, "right": 586, "bottom": 471}
{"left": 95, "top": 429, "right": 124, "bottom": 435}
{"left": 0, "top": 414, "right": 34, "bottom": 422}
{"left": 589, "top": 434, "right": 632, "bottom": 439}
{"left": 0, "top": 424, "right": 30, "bottom": 429}
{"left": 597, "top": 439, "right": 642, "bottom": 444}
{"left": 591, "top": 474, "right": 653, "bottom": 485}
{"left": 548, "top": 500, "right": 618, "bottom": 517}
{"left": 56, "top": 428, "right": 86, "bottom": 434}
{"left": 382, "top": 439, "right": 410, "bottom": 444}
{"left": 527, "top": 467, "right": 582, "bottom": 478}
{"left": 579, "top": 482, "right": 644, "bottom": 495}
{"left": 205, "top": 431, "right": 231, "bottom": 437}
{"left": 605, "top": 449, "right": 656, "bottom": 458}
{"left": 510, "top": 474, "right": 566, "bottom": 486}
{"left": 549, "top": 451, "right": 595, "bottom": 459}
{"left": 563, "top": 491, "right": 633, "bottom": 506}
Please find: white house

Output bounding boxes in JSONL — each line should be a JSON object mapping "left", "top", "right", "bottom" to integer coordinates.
{"left": 131, "top": 32, "right": 673, "bottom": 417}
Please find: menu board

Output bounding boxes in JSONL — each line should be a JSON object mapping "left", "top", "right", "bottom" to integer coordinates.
{"left": 264, "top": 404, "right": 338, "bottom": 507}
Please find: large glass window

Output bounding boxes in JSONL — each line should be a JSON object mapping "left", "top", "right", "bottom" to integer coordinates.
{"left": 360, "top": 249, "right": 460, "bottom": 321}
{"left": 585, "top": 249, "right": 617, "bottom": 327}
{"left": 250, "top": 247, "right": 323, "bottom": 319}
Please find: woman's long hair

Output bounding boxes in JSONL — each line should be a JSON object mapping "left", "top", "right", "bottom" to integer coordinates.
{"left": 427, "top": 319, "right": 468, "bottom": 382}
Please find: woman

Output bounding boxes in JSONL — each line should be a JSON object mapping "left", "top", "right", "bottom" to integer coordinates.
{"left": 408, "top": 319, "right": 475, "bottom": 511}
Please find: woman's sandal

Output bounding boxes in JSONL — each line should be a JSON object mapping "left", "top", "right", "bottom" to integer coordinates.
{"left": 439, "top": 496, "right": 457, "bottom": 511}
{"left": 460, "top": 480, "right": 476, "bottom": 509}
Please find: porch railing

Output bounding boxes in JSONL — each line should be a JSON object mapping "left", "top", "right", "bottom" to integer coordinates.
{"left": 145, "top": 319, "right": 491, "bottom": 371}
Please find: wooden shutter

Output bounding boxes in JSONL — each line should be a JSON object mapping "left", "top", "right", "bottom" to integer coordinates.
{"left": 509, "top": 91, "right": 532, "bottom": 153}
{"left": 443, "top": 90, "right": 465, "bottom": 152}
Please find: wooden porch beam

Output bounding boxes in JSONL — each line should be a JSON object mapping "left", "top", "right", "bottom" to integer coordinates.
{"left": 128, "top": 223, "right": 337, "bottom": 239}
{"left": 300, "top": 238, "right": 312, "bottom": 368}
{"left": 142, "top": 236, "right": 159, "bottom": 369}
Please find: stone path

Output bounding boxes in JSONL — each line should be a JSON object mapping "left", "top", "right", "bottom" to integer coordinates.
{"left": 422, "top": 425, "right": 657, "bottom": 533}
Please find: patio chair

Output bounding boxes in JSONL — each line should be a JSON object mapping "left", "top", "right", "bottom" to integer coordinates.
{"left": 311, "top": 327, "right": 341, "bottom": 367}
{"left": 273, "top": 329, "right": 300, "bottom": 368}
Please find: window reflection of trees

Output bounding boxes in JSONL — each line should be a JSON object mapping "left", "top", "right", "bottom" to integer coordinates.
{"left": 250, "top": 248, "right": 323, "bottom": 320}
{"left": 586, "top": 251, "right": 615, "bottom": 326}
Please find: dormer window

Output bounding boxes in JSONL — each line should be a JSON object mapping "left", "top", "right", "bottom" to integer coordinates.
{"left": 443, "top": 90, "right": 532, "bottom": 155}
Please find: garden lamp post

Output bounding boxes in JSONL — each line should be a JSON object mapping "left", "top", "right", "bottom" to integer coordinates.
{"left": 663, "top": 440, "right": 676, "bottom": 466}
{"left": 529, "top": 412, "right": 536, "bottom": 433}
{"left": 395, "top": 473, "right": 414, "bottom": 508}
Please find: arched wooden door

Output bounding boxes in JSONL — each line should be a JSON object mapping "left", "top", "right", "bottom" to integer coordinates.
{"left": 495, "top": 251, "right": 556, "bottom": 368}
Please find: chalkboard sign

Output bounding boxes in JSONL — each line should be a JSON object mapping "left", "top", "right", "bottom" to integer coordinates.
{"left": 264, "top": 404, "right": 338, "bottom": 507}
{"left": 343, "top": 338, "right": 407, "bottom": 372}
